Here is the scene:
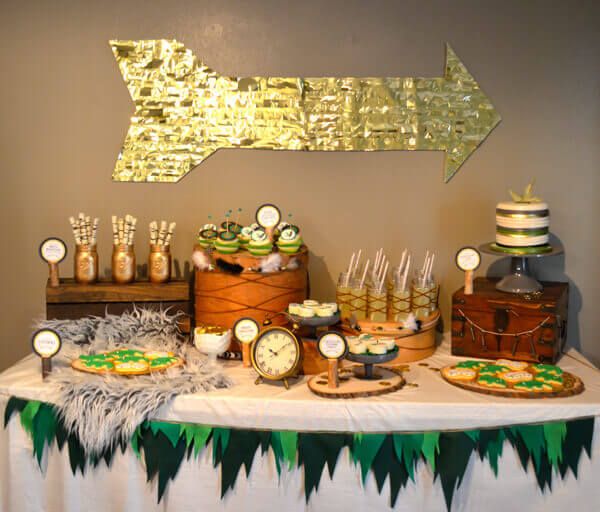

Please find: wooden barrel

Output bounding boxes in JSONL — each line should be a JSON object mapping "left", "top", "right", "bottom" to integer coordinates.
{"left": 194, "top": 246, "right": 309, "bottom": 349}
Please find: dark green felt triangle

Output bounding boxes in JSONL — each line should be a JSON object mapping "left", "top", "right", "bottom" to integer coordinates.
{"left": 157, "top": 434, "right": 187, "bottom": 502}
{"left": 4, "top": 397, "right": 29, "bottom": 428}
{"left": 67, "top": 433, "right": 87, "bottom": 475}
{"left": 506, "top": 428, "right": 531, "bottom": 471}
{"left": 270, "top": 432, "right": 283, "bottom": 476}
{"left": 220, "top": 429, "right": 261, "bottom": 498}
{"left": 436, "top": 432, "right": 476, "bottom": 512}
{"left": 517, "top": 424, "right": 545, "bottom": 468}
{"left": 356, "top": 433, "right": 386, "bottom": 483}
{"left": 31, "top": 404, "right": 56, "bottom": 467}
{"left": 393, "top": 433, "right": 423, "bottom": 481}
{"left": 558, "top": 418, "right": 595, "bottom": 479}
{"left": 212, "top": 428, "right": 230, "bottom": 466}
{"left": 297, "top": 433, "right": 337, "bottom": 502}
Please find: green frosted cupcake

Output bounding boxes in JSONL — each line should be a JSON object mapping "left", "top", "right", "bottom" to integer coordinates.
{"left": 198, "top": 228, "right": 217, "bottom": 249}
{"left": 214, "top": 231, "right": 240, "bottom": 254}
{"left": 248, "top": 229, "right": 272, "bottom": 256}
{"left": 276, "top": 227, "right": 302, "bottom": 254}
{"left": 238, "top": 226, "right": 253, "bottom": 248}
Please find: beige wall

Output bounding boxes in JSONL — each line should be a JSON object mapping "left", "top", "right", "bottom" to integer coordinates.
{"left": 1, "top": 0, "right": 599, "bottom": 370}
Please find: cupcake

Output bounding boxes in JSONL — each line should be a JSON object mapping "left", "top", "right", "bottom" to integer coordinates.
{"left": 367, "top": 343, "right": 387, "bottom": 355}
{"left": 349, "top": 340, "right": 367, "bottom": 354}
{"left": 248, "top": 229, "right": 273, "bottom": 256}
{"left": 288, "top": 303, "right": 302, "bottom": 315}
{"left": 303, "top": 300, "right": 319, "bottom": 308}
{"left": 198, "top": 228, "right": 217, "bottom": 249}
{"left": 379, "top": 337, "right": 397, "bottom": 351}
{"left": 297, "top": 305, "right": 314, "bottom": 317}
{"left": 214, "top": 231, "right": 240, "bottom": 254}
{"left": 203, "top": 223, "right": 217, "bottom": 231}
{"left": 276, "top": 227, "right": 302, "bottom": 254}
{"left": 315, "top": 305, "right": 336, "bottom": 317}
{"left": 238, "top": 226, "right": 253, "bottom": 248}
{"left": 322, "top": 302, "right": 338, "bottom": 313}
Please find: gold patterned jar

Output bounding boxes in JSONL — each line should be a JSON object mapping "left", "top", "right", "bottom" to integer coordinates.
{"left": 112, "top": 244, "right": 135, "bottom": 284}
{"left": 149, "top": 244, "right": 171, "bottom": 283}
{"left": 74, "top": 244, "right": 98, "bottom": 284}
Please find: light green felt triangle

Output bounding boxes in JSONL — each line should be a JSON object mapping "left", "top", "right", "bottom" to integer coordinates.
{"left": 20, "top": 401, "right": 41, "bottom": 436}
{"left": 543, "top": 422, "right": 567, "bottom": 469}
{"left": 150, "top": 421, "right": 182, "bottom": 448}
{"left": 421, "top": 432, "right": 440, "bottom": 471}
{"left": 280, "top": 431, "right": 298, "bottom": 470}
{"left": 393, "top": 433, "right": 423, "bottom": 481}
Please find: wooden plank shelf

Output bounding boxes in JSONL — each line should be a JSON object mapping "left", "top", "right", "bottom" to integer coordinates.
{"left": 45, "top": 278, "right": 193, "bottom": 333}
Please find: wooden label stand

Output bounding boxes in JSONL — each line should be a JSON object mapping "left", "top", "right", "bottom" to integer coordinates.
{"left": 316, "top": 332, "right": 348, "bottom": 389}
{"left": 39, "top": 238, "right": 67, "bottom": 289}
{"left": 455, "top": 247, "right": 481, "bottom": 296}
{"left": 233, "top": 317, "right": 260, "bottom": 368}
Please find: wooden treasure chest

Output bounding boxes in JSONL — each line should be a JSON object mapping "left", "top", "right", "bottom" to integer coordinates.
{"left": 451, "top": 277, "right": 568, "bottom": 364}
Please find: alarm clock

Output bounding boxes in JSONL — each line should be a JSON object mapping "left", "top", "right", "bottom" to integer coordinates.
{"left": 250, "top": 326, "right": 303, "bottom": 389}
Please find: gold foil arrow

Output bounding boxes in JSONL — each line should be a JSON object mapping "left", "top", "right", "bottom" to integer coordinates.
{"left": 110, "top": 40, "right": 501, "bottom": 183}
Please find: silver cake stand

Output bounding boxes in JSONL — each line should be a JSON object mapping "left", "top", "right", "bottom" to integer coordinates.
{"left": 479, "top": 243, "right": 563, "bottom": 294}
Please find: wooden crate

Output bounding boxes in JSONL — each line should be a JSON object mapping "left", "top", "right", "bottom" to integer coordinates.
{"left": 46, "top": 278, "right": 193, "bottom": 333}
{"left": 451, "top": 277, "right": 568, "bottom": 364}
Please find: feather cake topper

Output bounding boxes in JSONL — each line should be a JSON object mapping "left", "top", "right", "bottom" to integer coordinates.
{"left": 509, "top": 180, "right": 542, "bottom": 203}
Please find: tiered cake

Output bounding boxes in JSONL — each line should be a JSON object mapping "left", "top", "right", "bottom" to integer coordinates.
{"left": 495, "top": 201, "right": 550, "bottom": 247}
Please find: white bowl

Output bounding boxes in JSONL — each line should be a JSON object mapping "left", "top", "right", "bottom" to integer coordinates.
{"left": 194, "top": 328, "right": 232, "bottom": 360}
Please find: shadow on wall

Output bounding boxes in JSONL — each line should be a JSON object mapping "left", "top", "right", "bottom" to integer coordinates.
{"left": 307, "top": 250, "right": 336, "bottom": 301}
{"left": 485, "top": 233, "right": 582, "bottom": 354}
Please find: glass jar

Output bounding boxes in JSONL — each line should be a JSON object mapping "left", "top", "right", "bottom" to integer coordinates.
{"left": 411, "top": 278, "right": 433, "bottom": 319}
{"left": 388, "top": 284, "right": 411, "bottom": 322}
{"left": 336, "top": 272, "right": 352, "bottom": 319}
{"left": 74, "top": 244, "right": 98, "bottom": 284}
{"left": 367, "top": 283, "right": 388, "bottom": 322}
{"left": 149, "top": 244, "right": 171, "bottom": 283}
{"left": 349, "top": 278, "right": 367, "bottom": 321}
{"left": 112, "top": 244, "right": 135, "bottom": 284}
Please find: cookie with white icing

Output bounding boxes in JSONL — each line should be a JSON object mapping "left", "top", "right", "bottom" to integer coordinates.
{"left": 443, "top": 368, "right": 476, "bottom": 382}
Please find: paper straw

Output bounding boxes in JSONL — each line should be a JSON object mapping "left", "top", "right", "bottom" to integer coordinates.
{"left": 345, "top": 252, "right": 355, "bottom": 287}
{"left": 401, "top": 254, "right": 411, "bottom": 291}
{"left": 165, "top": 222, "right": 176, "bottom": 246}
{"left": 378, "top": 260, "right": 389, "bottom": 294}
{"left": 352, "top": 249, "right": 362, "bottom": 277}
{"left": 359, "top": 259, "right": 370, "bottom": 289}
{"left": 91, "top": 218, "right": 99, "bottom": 245}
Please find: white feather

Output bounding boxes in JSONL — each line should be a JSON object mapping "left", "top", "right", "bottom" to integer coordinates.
{"left": 400, "top": 312, "right": 418, "bottom": 331}
{"left": 191, "top": 249, "right": 211, "bottom": 271}
{"left": 259, "top": 253, "right": 282, "bottom": 273}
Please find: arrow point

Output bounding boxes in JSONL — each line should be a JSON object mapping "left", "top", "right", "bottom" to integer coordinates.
{"left": 443, "top": 44, "right": 501, "bottom": 182}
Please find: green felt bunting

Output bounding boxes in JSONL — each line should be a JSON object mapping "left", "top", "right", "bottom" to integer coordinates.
{"left": 393, "top": 433, "right": 423, "bottom": 481}
{"left": 31, "top": 404, "right": 56, "bottom": 467}
{"left": 20, "top": 401, "right": 41, "bottom": 436}
{"left": 4, "top": 397, "right": 29, "bottom": 427}
{"left": 150, "top": 421, "right": 182, "bottom": 449}
{"left": 543, "top": 422, "right": 567, "bottom": 469}
{"left": 279, "top": 430, "right": 298, "bottom": 469}
{"left": 435, "top": 432, "right": 476, "bottom": 511}
{"left": 2, "top": 397, "right": 595, "bottom": 510}
{"left": 212, "top": 428, "right": 230, "bottom": 466}
{"left": 355, "top": 433, "right": 386, "bottom": 483}
{"left": 421, "top": 432, "right": 441, "bottom": 471}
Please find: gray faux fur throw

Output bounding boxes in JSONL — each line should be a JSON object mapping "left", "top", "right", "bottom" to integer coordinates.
{"left": 39, "top": 308, "right": 233, "bottom": 456}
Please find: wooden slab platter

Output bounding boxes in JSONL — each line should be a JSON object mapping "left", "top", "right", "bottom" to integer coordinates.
{"left": 71, "top": 352, "right": 185, "bottom": 376}
{"left": 308, "top": 366, "right": 405, "bottom": 398}
{"left": 440, "top": 363, "right": 584, "bottom": 399}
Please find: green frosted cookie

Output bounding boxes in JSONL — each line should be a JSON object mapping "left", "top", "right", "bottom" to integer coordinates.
{"left": 535, "top": 371, "right": 563, "bottom": 387}
{"left": 108, "top": 349, "right": 144, "bottom": 358}
{"left": 531, "top": 364, "right": 563, "bottom": 376}
{"left": 150, "top": 356, "right": 178, "bottom": 368}
{"left": 81, "top": 359, "right": 114, "bottom": 370}
{"left": 477, "top": 375, "right": 507, "bottom": 388}
{"left": 456, "top": 360, "right": 487, "bottom": 370}
{"left": 478, "top": 364, "right": 510, "bottom": 376}
{"left": 79, "top": 354, "right": 111, "bottom": 362}
{"left": 514, "top": 380, "right": 553, "bottom": 392}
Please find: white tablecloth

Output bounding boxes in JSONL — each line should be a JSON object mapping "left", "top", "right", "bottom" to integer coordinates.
{"left": 1, "top": 339, "right": 600, "bottom": 511}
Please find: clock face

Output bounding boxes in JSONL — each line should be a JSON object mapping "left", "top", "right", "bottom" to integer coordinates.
{"left": 252, "top": 327, "right": 301, "bottom": 379}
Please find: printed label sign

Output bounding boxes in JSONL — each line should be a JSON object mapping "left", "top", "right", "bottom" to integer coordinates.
{"left": 233, "top": 317, "right": 260, "bottom": 344}
{"left": 39, "top": 238, "right": 67, "bottom": 264}
{"left": 255, "top": 204, "right": 281, "bottom": 229}
{"left": 317, "top": 332, "right": 348, "bottom": 360}
{"left": 31, "top": 329, "right": 61, "bottom": 358}
{"left": 456, "top": 247, "right": 481, "bottom": 272}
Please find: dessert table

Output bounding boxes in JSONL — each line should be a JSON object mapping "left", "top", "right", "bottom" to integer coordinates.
{"left": 1, "top": 338, "right": 599, "bottom": 511}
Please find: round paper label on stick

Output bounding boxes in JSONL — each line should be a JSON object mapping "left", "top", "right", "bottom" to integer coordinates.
{"left": 456, "top": 247, "right": 481, "bottom": 272}
{"left": 317, "top": 332, "right": 348, "bottom": 360}
{"left": 39, "top": 238, "right": 67, "bottom": 264}
{"left": 233, "top": 317, "right": 260, "bottom": 344}
{"left": 255, "top": 204, "right": 281, "bottom": 229}
{"left": 31, "top": 329, "right": 62, "bottom": 358}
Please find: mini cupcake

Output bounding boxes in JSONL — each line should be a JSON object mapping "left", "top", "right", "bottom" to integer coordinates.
{"left": 349, "top": 341, "right": 367, "bottom": 354}
{"left": 297, "top": 305, "right": 315, "bottom": 317}
{"left": 220, "top": 221, "right": 242, "bottom": 235}
{"left": 379, "top": 337, "right": 397, "bottom": 351}
{"left": 248, "top": 229, "right": 273, "bottom": 256}
{"left": 238, "top": 226, "right": 254, "bottom": 248}
{"left": 277, "top": 227, "right": 302, "bottom": 254}
{"left": 288, "top": 303, "right": 302, "bottom": 315}
{"left": 198, "top": 228, "right": 218, "bottom": 249}
{"left": 214, "top": 231, "right": 240, "bottom": 254}
{"left": 322, "top": 303, "right": 338, "bottom": 313}
{"left": 303, "top": 300, "right": 319, "bottom": 308}
{"left": 315, "top": 305, "right": 336, "bottom": 317}
{"left": 367, "top": 343, "right": 387, "bottom": 355}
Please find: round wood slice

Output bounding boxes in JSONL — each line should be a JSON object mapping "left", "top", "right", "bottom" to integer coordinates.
{"left": 343, "top": 310, "right": 440, "bottom": 338}
{"left": 71, "top": 356, "right": 184, "bottom": 376}
{"left": 440, "top": 364, "right": 584, "bottom": 399}
{"left": 308, "top": 366, "right": 405, "bottom": 398}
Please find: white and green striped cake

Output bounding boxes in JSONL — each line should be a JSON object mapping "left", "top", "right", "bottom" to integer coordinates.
{"left": 495, "top": 201, "right": 550, "bottom": 248}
